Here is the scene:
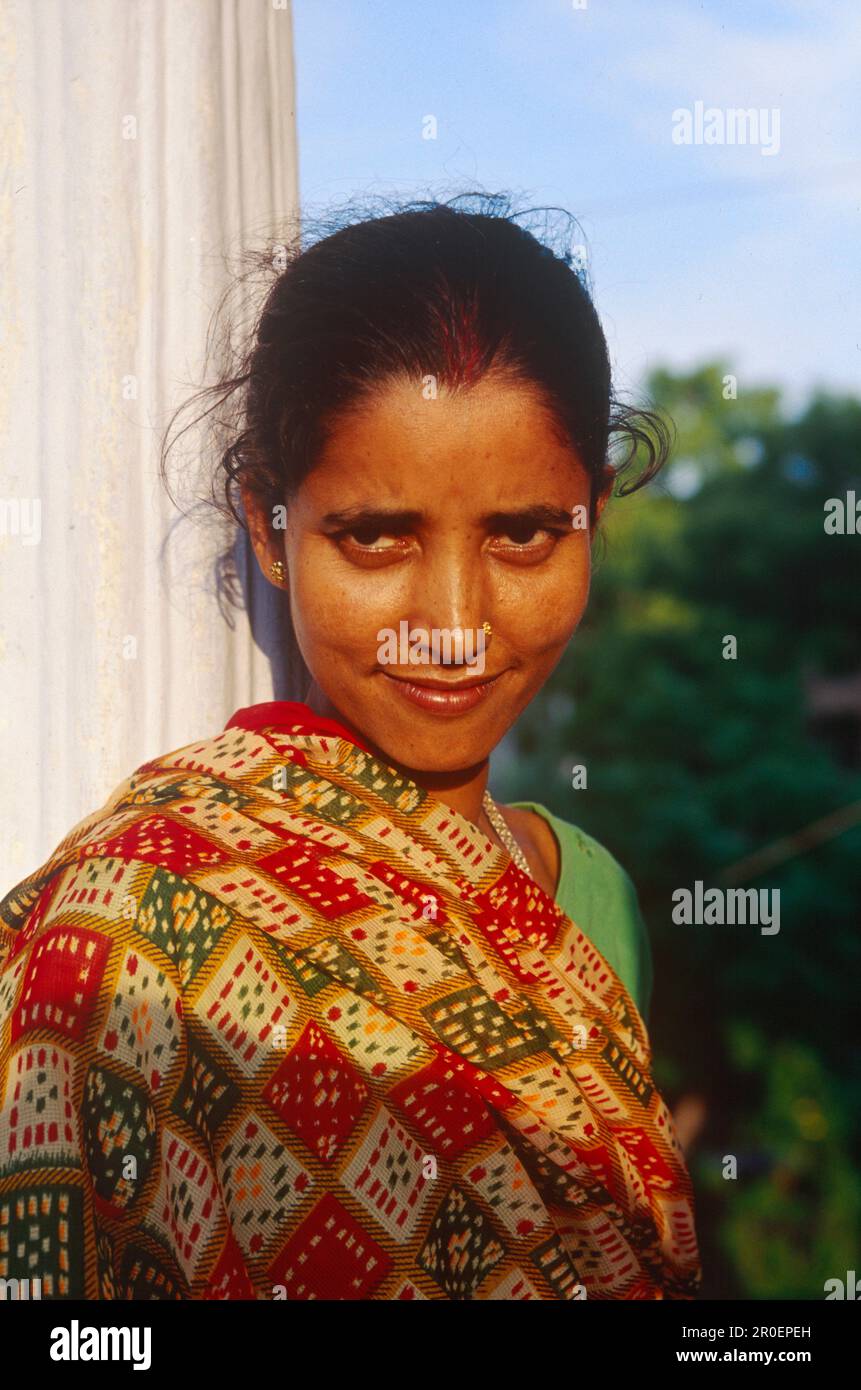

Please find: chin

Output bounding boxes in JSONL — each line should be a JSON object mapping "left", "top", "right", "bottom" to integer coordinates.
{"left": 361, "top": 705, "right": 506, "bottom": 776}
{"left": 398, "top": 742, "right": 496, "bottom": 776}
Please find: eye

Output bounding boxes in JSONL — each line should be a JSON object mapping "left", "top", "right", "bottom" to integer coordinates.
{"left": 500, "top": 521, "right": 548, "bottom": 545}
{"left": 488, "top": 521, "right": 566, "bottom": 558}
{"left": 332, "top": 524, "right": 414, "bottom": 565}
{"left": 345, "top": 525, "right": 400, "bottom": 550}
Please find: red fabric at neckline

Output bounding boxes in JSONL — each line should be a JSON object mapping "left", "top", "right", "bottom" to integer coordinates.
{"left": 225, "top": 700, "right": 373, "bottom": 753}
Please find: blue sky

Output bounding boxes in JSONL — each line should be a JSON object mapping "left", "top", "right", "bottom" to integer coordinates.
{"left": 292, "top": 0, "right": 860, "bottom": 411}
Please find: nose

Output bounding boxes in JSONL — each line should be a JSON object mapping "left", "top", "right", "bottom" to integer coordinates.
{"left": 408, "top": 544, "right": 490, "bottom": 663}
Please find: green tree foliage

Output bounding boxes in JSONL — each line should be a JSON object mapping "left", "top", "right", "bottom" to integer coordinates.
{"left": 502, "top": 363, "right": 861, "bottom": 1297}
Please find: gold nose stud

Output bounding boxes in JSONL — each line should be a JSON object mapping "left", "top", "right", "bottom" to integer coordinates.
{"left": 482, "top": 621, "right": 492, "bottom": 643}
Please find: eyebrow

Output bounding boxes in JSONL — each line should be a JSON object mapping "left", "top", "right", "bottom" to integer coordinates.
{"left": 320, "top": 503, "right": 576, "bottom": 529}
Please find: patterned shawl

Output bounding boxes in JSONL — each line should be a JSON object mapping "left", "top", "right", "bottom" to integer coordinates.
{"left": 0, "top": 701, "right": 701, "bottom": 1300}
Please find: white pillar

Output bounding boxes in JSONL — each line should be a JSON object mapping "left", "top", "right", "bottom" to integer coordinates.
{"left": 0, "top": 0, "right": 300, "bottom": 885}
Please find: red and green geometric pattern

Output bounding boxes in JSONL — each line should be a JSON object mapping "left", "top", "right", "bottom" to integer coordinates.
{"left": 0, "top": 701, "right": 701, "bottom": 1299}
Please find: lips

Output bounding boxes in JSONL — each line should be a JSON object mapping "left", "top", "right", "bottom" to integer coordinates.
{"left": 381, "top": 669, "right": 504, "bottom": 715}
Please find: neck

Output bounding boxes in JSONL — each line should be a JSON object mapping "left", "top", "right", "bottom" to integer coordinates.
{"left": 304, "top": 680, "right": 491, "bottom": 826}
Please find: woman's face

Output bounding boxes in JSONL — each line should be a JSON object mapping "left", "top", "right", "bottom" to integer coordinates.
{"left": 247, "top": 373, "right": 606, "bottom": 775}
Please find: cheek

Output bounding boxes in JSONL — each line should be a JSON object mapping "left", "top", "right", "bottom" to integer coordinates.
{"left": 287, "top": 541, "right": 404, "bottom": 666}
{"left": 496, "top": 543, "right": 592, "bottom": 654}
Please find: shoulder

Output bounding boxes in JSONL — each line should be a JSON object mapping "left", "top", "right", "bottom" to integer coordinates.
{"left": 508, "top": 802, "right": 636, "bottom": 897}
{"left": 557, "top": 818, "right": 638, "bottom": 894}
{"left": 543, "top": 811, "right": 643, "bottom": 925}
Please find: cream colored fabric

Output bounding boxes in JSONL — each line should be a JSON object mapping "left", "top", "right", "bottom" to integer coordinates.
{"left": 0, "top": 0, "right": 300, "bottom": 885}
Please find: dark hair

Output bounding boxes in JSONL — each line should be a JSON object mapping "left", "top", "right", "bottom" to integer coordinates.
{"left": 161, "top": 192, "right": 671, "bottom": 534}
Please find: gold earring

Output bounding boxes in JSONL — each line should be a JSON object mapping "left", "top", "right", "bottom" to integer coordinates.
{"left": 269, "top": 558, "right": 286, "bottom": 585}
{"left": 482, "top": 621, "right": 492, "bottom": 642}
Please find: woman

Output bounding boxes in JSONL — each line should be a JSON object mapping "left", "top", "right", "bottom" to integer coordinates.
{"left": 0, "top": 196, "right": 701, "bottom": 1300}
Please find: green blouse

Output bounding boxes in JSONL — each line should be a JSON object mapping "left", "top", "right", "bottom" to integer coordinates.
{"left": 509, "top": 801, "right": 653, "bottom": 1023}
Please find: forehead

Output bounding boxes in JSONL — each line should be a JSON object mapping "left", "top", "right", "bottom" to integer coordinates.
{"left": 305, "top": 373, "right": 586, "bottom": 504}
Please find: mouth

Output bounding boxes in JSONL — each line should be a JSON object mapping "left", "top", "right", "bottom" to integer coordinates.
{"left": 380, "top": 669, "right": 506, "bottom": 715}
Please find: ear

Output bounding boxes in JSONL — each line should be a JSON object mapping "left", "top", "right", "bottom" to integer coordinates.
{"left": 591, "top": 467, "right": 615, "bottom": 530}
{"left": 241, "top": 485, "right": 286, "bottom": 587}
